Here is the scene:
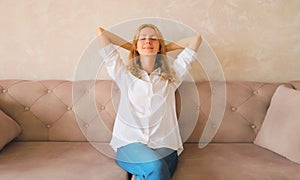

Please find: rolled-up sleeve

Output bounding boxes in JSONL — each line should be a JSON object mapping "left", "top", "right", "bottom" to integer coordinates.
{"left": 98, "top": 43, "right": 124, "bottom": 80}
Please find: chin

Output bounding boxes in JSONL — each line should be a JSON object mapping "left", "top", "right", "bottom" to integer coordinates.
{"left": 142, "top": 54, "right": 157, "bottom": 57}
{"left": 140, "top": 52, "right": 158, "bottom": 56}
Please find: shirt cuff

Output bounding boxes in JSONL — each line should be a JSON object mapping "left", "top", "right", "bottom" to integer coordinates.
{"left": 98, "top": 43, "right": 116, "bottom": 59}
{"left": 183, "top": 47, "right": 197, "bottom": 58}
{"left": 179, "top": 47, "right": 198, "bottom": 64}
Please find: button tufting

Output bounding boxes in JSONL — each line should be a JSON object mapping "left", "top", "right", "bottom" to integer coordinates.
{"left": 84, "top": 124, "right": 89, "bottom": 128}
{"left": 231, "top": 107, "right": 237, "bottom": 111}
{"left": 24, "top": 106, "right": 30, "bottom": 111}
{"left": 47, "top": 89, "right": 52, "bottom": 93}
{"left": 196, "top": 106, "right": 200, "bottom": 110}
{"left": 2, "top": 89, "right": 7, "bottom": 93}
{"left": 46, "top": 124, "right": 52, "bottom": 128}
{"left": 251, "top": 124, "right": 256, "bottom": 129}
{"left": 100, "top": 106, "right": 105, "bottom": 110}
{"left": 252, "top": 90, "right": 258, "bottom": 95}
{"left": 67, "top": 106, "right": 72, "bottom": 111}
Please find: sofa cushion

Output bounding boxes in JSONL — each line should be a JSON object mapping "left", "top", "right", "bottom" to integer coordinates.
{"left": 0, "top": 142, "right": 127, "bottom": 180}
{"left": 0, "top": 110, "right": 21, "bottom": 150}
{"left": 173, "top": 143, "right": 300, "bottom": 180}
{"left": 254, "top": 85, "right": 300, "bottom": 164}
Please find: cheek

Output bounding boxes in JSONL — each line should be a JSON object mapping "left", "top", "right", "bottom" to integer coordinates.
{"left": 136, "top": 41, "right": 141, "bottom": 47}
{"left": 136, "top": 42, "right": 142, "bottom": 51}
{"left": 154, "top": 42, "right": 160, "bottom": 51}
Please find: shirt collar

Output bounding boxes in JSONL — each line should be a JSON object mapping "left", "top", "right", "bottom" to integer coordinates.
{"left": 139, "top": 67, "right": 161, "bottom": 76}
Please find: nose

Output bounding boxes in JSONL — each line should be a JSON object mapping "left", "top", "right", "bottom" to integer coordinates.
{"left": 145, "top": 38, "right": 151, "bottom": 44}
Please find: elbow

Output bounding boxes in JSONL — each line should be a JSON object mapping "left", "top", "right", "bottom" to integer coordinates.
{"left": 96, "top": 27, "right": 105, "bottom": 36}
{"left": 189, "top": 34, "right": 202, "bottom": 52}
{"left": 195, "top": 34, "right": 202, "bottom": 46}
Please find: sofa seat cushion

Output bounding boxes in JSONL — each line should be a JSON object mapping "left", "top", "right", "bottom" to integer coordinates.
{"left": 173, "top": 143, "right": 300, "bottom": 180}
{"left": 0, "top": 142, "right": 126, "bottom": 180}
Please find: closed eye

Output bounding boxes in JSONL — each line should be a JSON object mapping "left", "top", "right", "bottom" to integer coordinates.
{"left": 138, "top": 35, "right": 158, "bottom": 41}
{"left": 138, "top": 38, "right": 158, "bottom": 41}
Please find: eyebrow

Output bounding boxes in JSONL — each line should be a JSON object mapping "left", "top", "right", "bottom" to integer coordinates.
{"left": 139, "top": 34, "right": 157, "bottom": 37}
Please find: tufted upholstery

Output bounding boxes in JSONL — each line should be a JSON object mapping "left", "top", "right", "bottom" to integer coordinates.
{"left": 0, "top": 80, "right": 118, "bottom": 142}
{"left": 1, "top": 80, "right": 300, "bottom": 143}
{"left": 187, "top": 81, "right": 300, "bottom": 143}
{"left": 1, "top": 80, "right": 300, "bottom": 179}
{"left": 0, "top": 80, "right": 126, "bottom": 180}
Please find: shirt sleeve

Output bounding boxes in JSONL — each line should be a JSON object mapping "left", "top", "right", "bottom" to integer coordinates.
{"left": 98, "top": 43, "right": 124, "bottom": 81}
{"left": 173, "top": 47, "right": 197, "bottom": 80}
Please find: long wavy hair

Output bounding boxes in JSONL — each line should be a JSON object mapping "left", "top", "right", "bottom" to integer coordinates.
{"left": 127, "top": 24, "right": 176, "bottom": 82}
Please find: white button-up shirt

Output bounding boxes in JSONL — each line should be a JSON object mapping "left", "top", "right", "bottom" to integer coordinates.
{"left": 99, "top": 43, "right": 196, "bottom": 155}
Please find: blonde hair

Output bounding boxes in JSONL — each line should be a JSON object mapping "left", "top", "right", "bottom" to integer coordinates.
{"left": 127, "top": 24, "right": 176, "bottom": 82}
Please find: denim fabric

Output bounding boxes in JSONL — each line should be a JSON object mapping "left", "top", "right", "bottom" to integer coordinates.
{"left": 116, "top": 142, "right": 178, "bottom": 180}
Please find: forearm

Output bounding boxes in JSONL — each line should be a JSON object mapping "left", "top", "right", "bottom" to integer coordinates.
{"left": 166, "top": 34, "right": 202, "bottom": 52}
{"left": 97, "top": 27, "right": 132, "bottom": 51}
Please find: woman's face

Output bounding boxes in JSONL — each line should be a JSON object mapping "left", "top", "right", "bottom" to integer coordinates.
{"left": 136, "top": 27, "right": 160, "bottom": 56}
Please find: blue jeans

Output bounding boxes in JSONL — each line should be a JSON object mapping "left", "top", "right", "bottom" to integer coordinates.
{"left": 116, "top": 142, "right": 178, "bottom": 180}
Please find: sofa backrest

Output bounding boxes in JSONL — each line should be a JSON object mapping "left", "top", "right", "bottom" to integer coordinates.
{"left": 185, "top": 81, "right": 300, "bottom": 144}
{"left": 0, "top": 80, "right": 299, "bottom": 143}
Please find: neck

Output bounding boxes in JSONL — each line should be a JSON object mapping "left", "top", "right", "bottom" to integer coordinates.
{"left": 140, "top": 55, "right": 156, "bottom": 74}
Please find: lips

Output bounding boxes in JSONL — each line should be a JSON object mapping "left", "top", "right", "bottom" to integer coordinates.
{"left": 143, "top": 46, "right": 153, "bottom": 49}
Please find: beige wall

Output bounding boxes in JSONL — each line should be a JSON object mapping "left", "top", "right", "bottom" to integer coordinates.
{"left": 0, "top": 0, "right": 299, "bottom": 82}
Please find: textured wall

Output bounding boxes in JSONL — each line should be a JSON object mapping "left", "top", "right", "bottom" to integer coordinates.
{"left": 0, "top": 0, "right": 299, "bottom": 82}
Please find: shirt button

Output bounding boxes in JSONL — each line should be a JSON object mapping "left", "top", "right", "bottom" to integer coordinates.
{"left": 211, "top": 88, "right": 216, "bottom": 95}
{"left": 85, "top": 89, "right": 91, "bottom": 94}
{"left": 212, "top": 123, "right": 217, "bottom": 129}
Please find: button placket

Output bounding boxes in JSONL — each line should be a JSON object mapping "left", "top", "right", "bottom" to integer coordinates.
{"left": 211, "top": 87, "right": 216, "bottom": 95}
{"left": 146, "top": 84, "right": 152, "bottom": 117}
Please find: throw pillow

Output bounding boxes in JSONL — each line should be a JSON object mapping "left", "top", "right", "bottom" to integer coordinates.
{"left": 0, "top": 110, "right": 22, "bottom": 150}
{"left": 254, "top": 85, "right": 300, "bottom": 164}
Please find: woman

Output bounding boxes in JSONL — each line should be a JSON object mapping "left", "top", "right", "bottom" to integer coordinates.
{"left": 97, "top": 24, "right": 201, "bottom": 180}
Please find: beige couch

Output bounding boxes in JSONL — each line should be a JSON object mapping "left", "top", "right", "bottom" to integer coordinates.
{"left": 1, "top": 80, "right": 300, "bottom": 180}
